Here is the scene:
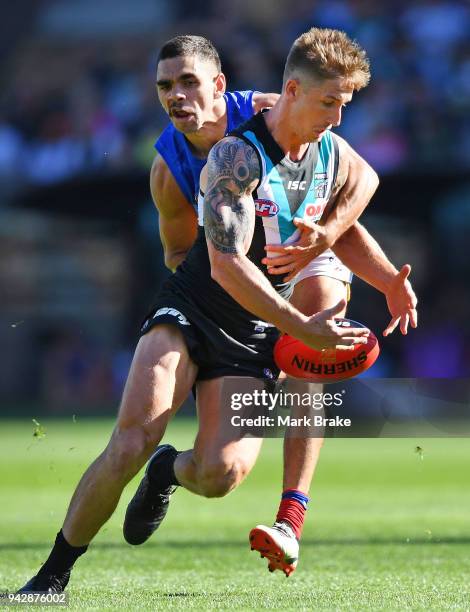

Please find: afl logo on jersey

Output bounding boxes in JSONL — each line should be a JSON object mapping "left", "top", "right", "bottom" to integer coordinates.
{"left": 255, "top": 199, "right": 279, "bottom": 217}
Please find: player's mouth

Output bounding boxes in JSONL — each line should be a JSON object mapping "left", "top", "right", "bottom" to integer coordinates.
{"left": 170, "top": 108, "right": 194, "bottom": 120}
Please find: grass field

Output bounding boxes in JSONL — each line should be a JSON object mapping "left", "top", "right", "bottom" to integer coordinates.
{"left": 1, "top": 418, "right": 470, "bottom": 610}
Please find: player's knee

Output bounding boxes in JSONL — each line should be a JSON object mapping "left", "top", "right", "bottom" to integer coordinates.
{"left": 105, "top": 426, "right": 153, "bottom": 480}
{"left": 197, "top": 458, "right": 249, "bottom": 498}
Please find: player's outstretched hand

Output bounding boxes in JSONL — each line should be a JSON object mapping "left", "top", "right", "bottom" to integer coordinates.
{"left": 383, "top": 264, "right": 418, "bottom": 336}
{"left": 301, "top": 299, "right": 370, "bottom": 351}
{"left": 262, "top": 217, "right": 331, "bottom": 282}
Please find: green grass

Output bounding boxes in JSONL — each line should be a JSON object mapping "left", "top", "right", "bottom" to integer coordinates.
{"left": 1, "top": 418, "right": 470, "bottom": 610}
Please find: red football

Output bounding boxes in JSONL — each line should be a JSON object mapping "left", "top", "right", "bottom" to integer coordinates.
{"left": 273, "top": 318, "right": 380, "bottom": 382}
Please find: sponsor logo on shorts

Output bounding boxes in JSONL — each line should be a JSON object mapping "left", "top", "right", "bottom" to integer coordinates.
{"left": 152, "top": 307, "right": 191, "bottom": 326}
{"left": 253, "top": 320, "right": 272, "bottom": 333}
{"left": 255, "top": 199, "right": 279, "bottom": 217}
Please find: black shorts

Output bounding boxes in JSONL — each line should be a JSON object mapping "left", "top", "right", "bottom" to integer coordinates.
{"left": 140, "top": 291, "right": 280, "bottom": 382}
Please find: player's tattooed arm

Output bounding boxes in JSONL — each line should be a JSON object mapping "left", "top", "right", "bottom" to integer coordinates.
{"left": 203, "top": 141, "right": 370, "bottom": 350}
{"left": 203, "top": 136, "right": 259, "bottom": 254}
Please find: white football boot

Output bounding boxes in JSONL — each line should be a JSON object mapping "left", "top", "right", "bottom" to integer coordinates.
{"left": 249, "top": 521, "right": 299, "bottom": 576}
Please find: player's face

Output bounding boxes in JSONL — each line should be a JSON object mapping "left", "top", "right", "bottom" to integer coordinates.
{"left": 156, "top": 55, "right": 225, "bottom": 133}
{"left": 288, "top": 77, "right": 354, "bottom": 142}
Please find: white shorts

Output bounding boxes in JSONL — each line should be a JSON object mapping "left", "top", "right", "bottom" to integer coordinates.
{"left": 293, "top": 249, "right": 353, "bottom": 285}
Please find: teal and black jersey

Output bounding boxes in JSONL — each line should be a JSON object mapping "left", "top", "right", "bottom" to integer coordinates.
{"left": 230, "top": 111, "right": 339, "bottom": 246}
{"left": 195, "top": 111, "right": 339, "bottom": 296}
{"left": 154, "top": 111, "right": 339, "bottom": 344}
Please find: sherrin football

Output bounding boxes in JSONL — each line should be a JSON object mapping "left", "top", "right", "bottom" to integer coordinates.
{"left": 273, "top": 318, "right": 379, "bottom": 382}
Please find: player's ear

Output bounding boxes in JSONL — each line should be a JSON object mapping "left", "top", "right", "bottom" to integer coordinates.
{"left": 285, "top": 78, "right": 299, "bottom": 99}
{"left": 214, "top": 72, "right": 226, "bottom": 98}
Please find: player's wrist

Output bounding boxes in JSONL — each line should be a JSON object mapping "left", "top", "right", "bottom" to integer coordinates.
{"left": 318, "top": 223, "right": 337, "bottom": 249}
{"left": 379, "top": 267, "right": 400, "bottom": 295}
{"left": 284, "top": 311, "right": 310, "bottom": 340}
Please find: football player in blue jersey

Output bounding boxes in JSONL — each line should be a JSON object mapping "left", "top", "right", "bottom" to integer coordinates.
{"left": 150, "top": 35, "right": 278, "bottom": 272}
{"left": 17, "top": 31, "right": 417, "bottom": 593}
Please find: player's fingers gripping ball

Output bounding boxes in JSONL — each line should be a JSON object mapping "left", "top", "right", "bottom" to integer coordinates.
{"left": 274, "top": 319, "right": 380, "bottom": 382}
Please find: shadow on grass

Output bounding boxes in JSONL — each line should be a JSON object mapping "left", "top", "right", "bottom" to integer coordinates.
{"left": 2, "top": 535, "right": 470, "bottom": 551}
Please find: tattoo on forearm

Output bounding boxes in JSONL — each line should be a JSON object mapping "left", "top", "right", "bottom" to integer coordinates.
{"left": 204, "top": 137, "right": 259, "bottom": 253}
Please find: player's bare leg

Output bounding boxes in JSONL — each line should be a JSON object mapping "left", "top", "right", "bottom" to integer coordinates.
{"left": 65, "top": 325, "right": 197, "bottom": 544}
{"left": 250, "top": 275, "right": 347, "bottom": 576}
{"left": 19, "top": 325, "right": 197, "bottom": 592}
{"left": 124, "top": 375, "right": 264, "bottom": 545}
{"left": 174, "top": 377, "right": 264, "bottom": 497}
{"left": 283, "top": 275, "right": 347, "bottom": 491}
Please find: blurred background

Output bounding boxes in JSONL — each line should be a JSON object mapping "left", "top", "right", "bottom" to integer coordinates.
{"left": 0, "top": 0, "right": 469, "bottom": 416}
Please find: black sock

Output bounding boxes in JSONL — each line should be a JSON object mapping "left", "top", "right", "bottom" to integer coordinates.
{"left": 38, "top": 530, "right": 88, "bottom": 577}
{"left": 147, "top": 449, "right": 180, "bottom": 489}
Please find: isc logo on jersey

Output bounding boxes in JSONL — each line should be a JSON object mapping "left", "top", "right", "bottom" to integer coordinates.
{"left": 287, "top": 180, "right": 306, "bottom": 190}
{"left": 255, "top": 199, "right": 279, "bottom": 217}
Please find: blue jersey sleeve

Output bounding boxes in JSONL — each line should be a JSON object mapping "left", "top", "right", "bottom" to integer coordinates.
{"left": 224, "top": 90, "right": 258, "bottom": 132}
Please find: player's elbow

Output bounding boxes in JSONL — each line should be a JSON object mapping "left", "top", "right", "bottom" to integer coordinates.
{"left": 211, "top": 265, "right": 232, "bottom": 292}
{"left": 210, "top": 263, "right": 221, "bottom": 284}
{"left": 164, "top": 255, "right": 177, "bottom": 272}
{"left": 209, "top": 250, "right": 238, "bottom": 288}
{"left": 209, "top": 253, "right": 230, "bottom": 286}
{"left": 361, "top": 159, "right": 379, "bottom": 195}
{"left": 370, "top": 167, "right": 380, "bottom": 192}
{"left": 164, "top": 250, "right": 187, "bottom": 272}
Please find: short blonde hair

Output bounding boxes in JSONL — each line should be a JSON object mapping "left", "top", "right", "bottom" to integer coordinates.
{"left": 283, "top": 27, "right": 370, "bottom": 90}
